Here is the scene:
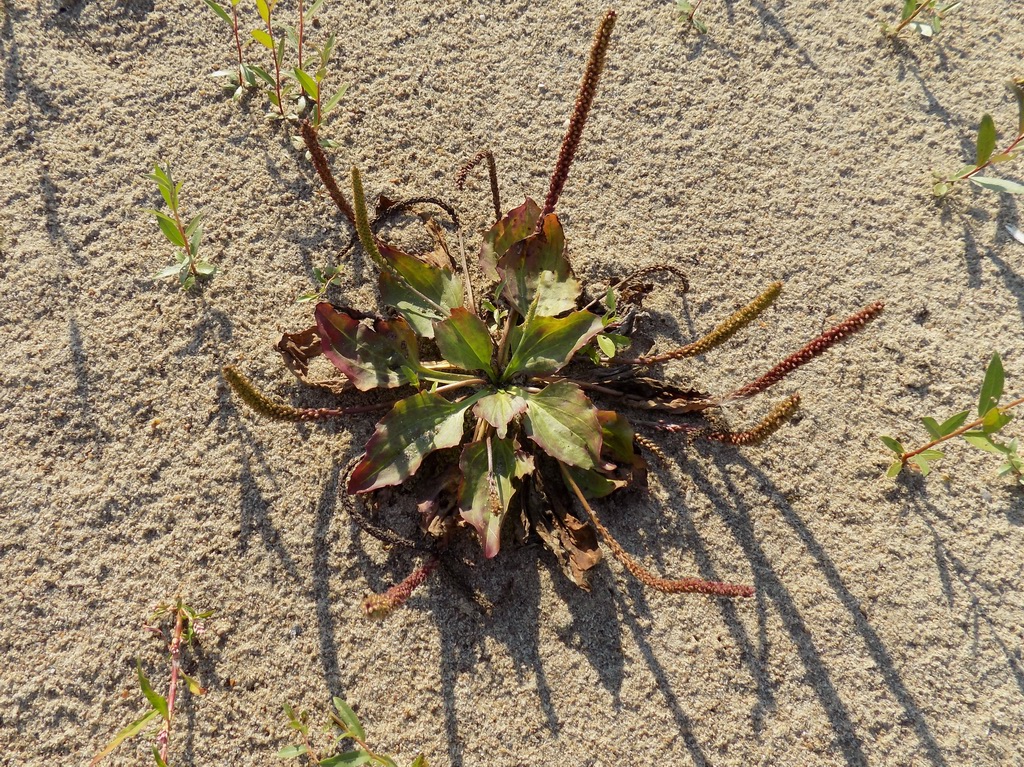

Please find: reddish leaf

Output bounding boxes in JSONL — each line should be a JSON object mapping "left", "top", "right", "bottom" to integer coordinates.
{"left": 315, "top": 303, "right": 420, "bottom": 391}
{"left": 479, "top": 198, "right": 541, "bottom": 278}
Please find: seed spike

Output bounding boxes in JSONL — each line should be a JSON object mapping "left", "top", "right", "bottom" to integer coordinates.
{"left": 539, "top": 9, "right": 617, "bottom": 225}
{"left": 621, "top": 281, "right": 782, "bottom": 366}
{"left": 727, "top": 302, "right": 885, "bottom": 401}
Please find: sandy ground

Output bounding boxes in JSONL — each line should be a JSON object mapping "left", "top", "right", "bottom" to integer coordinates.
{"left": 2, "top": 0, "right": 1024, "bottom": 764}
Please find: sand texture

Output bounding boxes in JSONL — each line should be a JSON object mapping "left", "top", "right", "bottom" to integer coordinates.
{"left": 2, "top": 0, "right": 1024, "bottom": 764}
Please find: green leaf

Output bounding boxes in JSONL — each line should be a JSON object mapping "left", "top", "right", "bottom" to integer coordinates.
{"left": 153, "top": 263, "right": 182, "bottom": 280}
{"left": 376, "top": 757, "right": 399, "bottom": 767}
{"left": 886, "top": 460, "right": 903, "bottom": 478}
{"left": 977, "top": 352, "right": 1004, "bottom": 417}
{"left": 152, "top": 746, "right": 168, "bottom": 767}
{"left": 504, "top": 310, "right": 604, "bottom": 379}
{"left": 932, "top": 182, "right": 950, "bottom": 198}
{"left": 89, "top": 708, "right": 160, "bottom": 765}
{"left": 908, "top": 454, "right": 933, "bottom": 476}
{"left": 304, "top": 0, "right": 326, "bottom": 21}
{"left": 597, "top": 410, "right": 634, "bottom": 463}
{"left": 975, "top": 114, "right": 997, "bottom": 167}
{"left": 136, "top": 660, "right": 169, "bottom": 721}
{"left": 275, "top": 33, "right": 287, "bottom": 68}
{"left": 201, "top": 0, "right": 232, "bottom": 23}
{"left": 256, "top": 0, "right": 270, "bottom": 23}
{"left": 432, "top": 308, "right": 496, "bottom": 378}
{"left": 278, "top": 745, "right": 308, "bottom": 759}
{"left": 378, "top": 244, "right": 463, "bottom": 339}
{"left": 194, "top": 261, "right": 217, "bottom": 276}
{"left": 409, "top": 756, "right": 428, "bottom": 767}
{"left": 149, "top": 211, "right": 185, "bottom": 248}
{"left": 982, "top": 406, "right": 1012, "bottom": 434}
{"left": 251, "top": 28, "right": 275, "bottom": 49}
{"left": 320, "top": 753, "right": 372, "bottom": 767}
{"left": 936, "top": 410, "right": 969, "bottom": 437}
{"left": 919, "top": 417, "right": 942, "bottom": 440}
{"left": 597, "top": 334, "right": 616, "bottom": 358}
{"left": 348, "top": 390, "right": 484, "bottom": 494}
{"left": 1011, "top": 81, "right": 1024, "bottom": 136}
{"left": 322, "top": 84, "right": 349, "bottom": 117}
{"left": 315, "top": 304, "right": 420, "bottom": 391}
{"left": 990, "top": 152, "right": 1017, "bottom": 164}
{"left": 496, "top": 213, "right": 579, "bottom": 317}
{"left": 459, "top": 437, "right": 534, "bottom": 557}
{"left": 879, "top": 435, "right": 904, "bottom": 455}
{"left": 562, "top": 464, "right": 626, "bottom": 499}
{"left": 519, "top": 381, "right": 602, "bottom": 469}
{"left": 950, "top": 164, "right": 977, "bottom": 181}
{"left": 966, "top": 428, "right": 1007, "bottom": 452}
{"left": 479, "top": 198, "right": 541, "bottom": 278}
{"left": 900, "top": 0, "right": 916, "bottom": 21}
{"left": 331, "top": 698, "right": 365, "bottom": 741}
{"left": 969, "top": 176, "right": 1024, "bottom": 194}
{"left": 472, "top": 390, "right": 528, "bottom": 439}
{"left": 179, "top": 670, "right": 205, "bottom": 695}
{"left": 248, "top": 65, "right": 276, "bottom": 86}
{"left": 293, "top": 67, "right": 318, "bottom": 99}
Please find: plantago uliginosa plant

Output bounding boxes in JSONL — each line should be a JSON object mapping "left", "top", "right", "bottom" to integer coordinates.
{"left": 224, "top": 9, "right": 883, "bottom": 614}
{"left": 883, "top": 0, "right": 961, "bottom": 39}
{"left": 147, "top": 164, "right": 215, "bottom": 291}
{"left": 279, "top": 698, "right": 427, "bottom": 767}
{"left": 676, "top": 0, "right": 707, "bottom": 34}
{"left": 882, "top": 353, "right": 1024, "bottom": 484}
{"left": 933, "top": 81, "right": 1024, "bottom": 198}
{"left": 91, "top": 600, "right": 212, "bottom": 767}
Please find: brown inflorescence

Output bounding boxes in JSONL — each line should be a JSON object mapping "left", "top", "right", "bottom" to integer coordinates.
{"left": 729, "top": 302, "right": 885, "bottom": 401}
{"left": 300, "top": 121, "right": 356, "bottom": 225}
{"left": 362, "top": 557, "right": 440, "bottom": 619}
{"left": 705, "top": 394, "right": 801, "bottom": 446}
{"left": 223, "top": 365, "right": 390, "bottom": 422}
{"left": 539, "top": 9, "right": 617, "bottom": 224}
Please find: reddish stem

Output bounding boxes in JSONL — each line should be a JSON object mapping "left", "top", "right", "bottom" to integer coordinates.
{"left": 267, "top": 11, "right": 285, "bottom": 115}
{"left": 959, "top": 132, "right": 1024, "bottom": 184}
{"left": 156, "top": 608, "right": 185, "bottom": 764}
{"left": 231, "top": 4, "right": 244, "bottom": 86}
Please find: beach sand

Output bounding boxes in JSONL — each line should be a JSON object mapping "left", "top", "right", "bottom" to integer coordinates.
{"left": 2, "top": 0, "right": 1023, "bottom": 764}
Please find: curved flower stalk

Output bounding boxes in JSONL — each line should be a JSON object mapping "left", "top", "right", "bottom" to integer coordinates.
{"left": 225, "top": 9, "right": 884, "bottom": 614}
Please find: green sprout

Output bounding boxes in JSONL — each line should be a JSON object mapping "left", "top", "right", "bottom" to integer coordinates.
{"left": 882, "top": 353, "right": 1024, "bottom": 484}
{"left": 279, "top": 698, "right": 427, "bottom": 767}
{"left": 147, "top": 164, "right": 215, "bottom": 291}
{"left": 883, "top": 0, "right": 961, "bottom": 39}
{"left": 933, "top": 81, "right": 1024, "bottom": 198}
{"left": 91, "top": 600, "right": 213, "bottom": 767}
{"left": 676, "top": 0, "right": 707, "bottom": 34}
{"left": 202, "top": 0, "right": 347, "bottom": 130}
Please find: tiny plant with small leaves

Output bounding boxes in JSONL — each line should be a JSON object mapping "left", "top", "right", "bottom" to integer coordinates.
{"left": 202, "top": 0, "right": 348, "bottom": 134}
{"left": 279, "top": 698, "right": 427, "bottom": 767}
{"left": 91, "top": 600, "right": 213, "bottom": 767}
{"left": 884, "top": 0, "right": 961, "bottom": 39}
{"left": 934, "top": 81, "right": 1024, "bottom": 198}
{"left": 224, "top": 10, "right": 883, "bottom": 614}
{"left": 676, "top": 0, "right": 707, "bottom": 34}
{"left": 882, "top": 353, "right": 1024, "bottom": 484}
{"left": 148, "top": 164, "right": 215, "bottom": 290}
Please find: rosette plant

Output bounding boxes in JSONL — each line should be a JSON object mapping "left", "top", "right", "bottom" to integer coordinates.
{"left": 225, "top": 10, "right": 883, "bottom": 614}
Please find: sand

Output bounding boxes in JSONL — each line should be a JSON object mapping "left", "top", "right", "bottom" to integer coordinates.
{"left": 2, "top": 0, "right": 1023, "bottom": 764}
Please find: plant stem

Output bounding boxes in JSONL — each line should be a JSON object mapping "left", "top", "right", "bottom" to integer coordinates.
{"left": 431, "top": 378, "right": 486, "bottom": 395}
{"left": 266, "top": 10, "right": 285, "bottom": 115}
{"left": 297, "top": 0, "right": 304, "bottom": 72}
{"left": 959, "top": 131, "right": 1024, "bottom": 184}
{"left": 231, "top": 4, "right": 244, "bottom": 85}
{"left": 890, "top": 0, "right": 931, "bottom": 35}
{"left": 168, "top": 204, "right": 198, "bottom": 279}
{"left": 900, "top": 395, "right": 1024, "bottom": 465}
{"left": 156, "top": 606, "right": 185, "bottom": 765}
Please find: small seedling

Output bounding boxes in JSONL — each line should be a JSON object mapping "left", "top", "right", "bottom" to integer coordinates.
{"left": 147, "top": 164, "right": 215, "bottom": 290}
{"left": 882, "top": 353, "right": 1024, "bottom": 484}
{"left": 676, "top": 0, "right": 707, "bottom": 34}
{"left": 883, "top": 0, "right": 961, "bottom": 39}
{"left": 933, "top": 82, "right": 1024, "bottom": 198}
{"left": 224, "top": 11, "right": 884, "bottom": 612}
{"left": 91, "top": 600, "right": 213, "bottom": 767}
{"left": 203, "top": 0, "right": 348, "bottom": 130}
{"left": 279, "top": 697, "right": 427, "bottom": 767}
